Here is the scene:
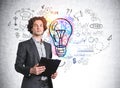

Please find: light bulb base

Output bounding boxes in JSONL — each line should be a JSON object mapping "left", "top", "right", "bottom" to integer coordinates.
{"left": 55, "top": 45, "right": 66, "bottom": 57}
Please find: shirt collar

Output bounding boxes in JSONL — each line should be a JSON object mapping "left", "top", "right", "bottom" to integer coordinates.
{"left": 32, "top": 37, "right": 43, "bottom": 44}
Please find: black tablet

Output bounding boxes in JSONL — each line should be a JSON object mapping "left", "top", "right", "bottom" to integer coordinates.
{"left": 39, "top": 57, "right": 61, "bottom": 76}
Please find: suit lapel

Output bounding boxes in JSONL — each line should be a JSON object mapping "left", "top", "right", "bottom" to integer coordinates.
{"left": 43, "top": 41, "right": 46, "bottom": 52}
{"left": 43, "top": 41, "right": 48, "bottom": 58}
{"left": 43, "top": 41, "right": 51, "bottom": 59}
{"left": 29, "top": 38, "right": 40, "bottom": 62}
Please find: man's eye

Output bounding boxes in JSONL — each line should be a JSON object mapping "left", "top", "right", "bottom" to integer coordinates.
{"left": 33, "top": 24, "right": 38, "bottom": 27}
{"left": 40, "top": 24, "right": 43, "bottom": 27}
{"left": 33, "top": 24, "right": 43, "bottom": 27}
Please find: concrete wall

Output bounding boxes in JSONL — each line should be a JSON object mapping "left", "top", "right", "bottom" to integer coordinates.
{"left": 0, "top": 0, "right": 120, "bottom": 88}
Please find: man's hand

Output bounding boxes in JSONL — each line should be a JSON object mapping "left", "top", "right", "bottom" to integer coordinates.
{"left": 30, "top": 64, "right": 46, "bottom": 75}
{"left": 51, "top": 72, "right": 57, "bottom": 79}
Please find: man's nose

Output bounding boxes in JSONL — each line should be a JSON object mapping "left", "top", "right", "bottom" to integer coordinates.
{"left": 37, "top": 25, "right": 40, "bottom": 28}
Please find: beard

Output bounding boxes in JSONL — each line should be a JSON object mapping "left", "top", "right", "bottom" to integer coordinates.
{"left": 33, "top": 31, "right": 44, "bottom": 36}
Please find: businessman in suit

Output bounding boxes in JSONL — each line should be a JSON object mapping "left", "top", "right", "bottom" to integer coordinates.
{"left": 15, "top": 16, "right": 57, "bottom": 88}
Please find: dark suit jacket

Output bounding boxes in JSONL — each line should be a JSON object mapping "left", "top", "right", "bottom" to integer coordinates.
{"left": 15, "top": 38, "right": 53, "bottom": 88}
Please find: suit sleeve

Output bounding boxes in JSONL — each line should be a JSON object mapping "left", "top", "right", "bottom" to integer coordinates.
{"left": 15, "top": 42, "right": 31, "bottom": 77}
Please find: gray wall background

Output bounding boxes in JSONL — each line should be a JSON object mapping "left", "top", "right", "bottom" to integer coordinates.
{"left": 0, "top": 0, "right": 120, "bottom": 88}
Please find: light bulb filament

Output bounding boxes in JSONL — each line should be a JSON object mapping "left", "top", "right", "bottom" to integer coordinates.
{"left": 56, "top": 30, "right": 65, "bottom": 46}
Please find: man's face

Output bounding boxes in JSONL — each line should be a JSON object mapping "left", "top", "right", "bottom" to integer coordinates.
{"left": 32, "top": 20, "right": 44, "bottom": 36}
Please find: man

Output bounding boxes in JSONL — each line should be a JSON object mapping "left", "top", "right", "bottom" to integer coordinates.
{"left": 15, "top": 16, "right": 57, "bottom": 88}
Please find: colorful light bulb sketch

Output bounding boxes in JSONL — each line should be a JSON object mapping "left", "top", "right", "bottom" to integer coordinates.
{"left": 49, "top": 18, "right": 73, "bottom": 57}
